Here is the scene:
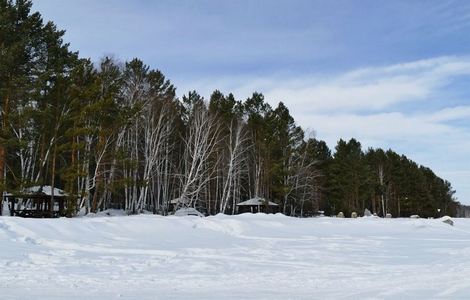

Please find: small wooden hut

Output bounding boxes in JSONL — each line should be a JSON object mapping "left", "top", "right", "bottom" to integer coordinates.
{"left": 236, "top": 197, "right": 279, "bottom": 214}
{"left": 2, "top": 186, "right": 67, "bottom": 218}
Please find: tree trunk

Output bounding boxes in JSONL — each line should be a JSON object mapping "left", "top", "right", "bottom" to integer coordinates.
{"left": 50, "top": 142, "right": 58, "bottom": 215}
{"left": 0, "top": 91, "right": 10, "bottom": 215}
{"left": 397, "top": 196, "right": 401, "bottom": 217}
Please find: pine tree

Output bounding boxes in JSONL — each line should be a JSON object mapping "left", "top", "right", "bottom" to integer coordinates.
{"left": 0, "top": 0, "right": 43, "bottom": 211}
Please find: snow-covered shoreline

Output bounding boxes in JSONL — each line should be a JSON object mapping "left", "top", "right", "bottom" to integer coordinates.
{"left": 1, "top": 213, "right": 470, "bottom": 299}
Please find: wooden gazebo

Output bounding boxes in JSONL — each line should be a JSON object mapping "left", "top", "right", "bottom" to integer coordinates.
{"left": 236, "top": 197, "right": 279, "bottom": 214}
{"left": 3, "top": 186, "right": 67, "bottom": 218}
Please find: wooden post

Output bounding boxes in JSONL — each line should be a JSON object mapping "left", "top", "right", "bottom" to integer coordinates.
{"left": 10, "top": 197, "right": 15, "bottom": 216}
{"left": 0, "top": 194, "right": 2, "bottom": 216}
{"left": 59, "top": 198, "right": 64, "bottom": 217}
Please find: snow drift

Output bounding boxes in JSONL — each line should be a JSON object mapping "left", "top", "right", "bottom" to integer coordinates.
{"left": 1, "top": 213, "right": 470, "bottom": 299}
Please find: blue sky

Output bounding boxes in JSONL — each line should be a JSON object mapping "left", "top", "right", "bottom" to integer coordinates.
{"left": 33, "top": 0, "right": 470, "bottom": 204}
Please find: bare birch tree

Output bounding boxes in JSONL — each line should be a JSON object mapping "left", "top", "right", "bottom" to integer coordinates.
{"left": 179, "top": 105, "right": 221, "bottom": 208}
{"left": 218, "top": 119, "right": 250, "bottom": 213}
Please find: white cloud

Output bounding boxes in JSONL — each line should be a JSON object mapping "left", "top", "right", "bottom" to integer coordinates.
{"left": 178, "top": 56, "right": 470, "bottom": 113}
{"left": 265, "top": 56, "right": 470, "bottom": 113}
{"left": 297, "top": 112, "right": 452, "bottom": 143}
{"left": 425, "top": 106, "right": 470, "bottom": 122}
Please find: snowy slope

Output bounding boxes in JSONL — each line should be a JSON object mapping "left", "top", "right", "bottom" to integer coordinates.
{"left": 1, "top": 214, "right": 470, "bottom": 299}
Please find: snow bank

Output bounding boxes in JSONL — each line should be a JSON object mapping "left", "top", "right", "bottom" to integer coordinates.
{"left": 85, "top": 209, "right": 129, "bottom": 218}
{"left": 174, "top": 207, "right": 205, "bottom": 217}
{"left": 1, "top": 214, "right": 470, "bottom": 299}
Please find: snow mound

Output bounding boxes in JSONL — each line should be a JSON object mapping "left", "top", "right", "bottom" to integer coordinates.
{"left": 1, "top": 214, "right": 470, "bottom": 299}
{"left": 85, "top": 209, "right": 129, "bottom": 218}
{"left": 440, "top": 216, "right": 454, "bottom": 226}
{"left": 174, "top": 207, "right": 205, "bottom": 217}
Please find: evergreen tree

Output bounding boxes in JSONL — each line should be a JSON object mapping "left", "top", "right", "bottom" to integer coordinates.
{"left": 0, "top": 0, "right": 43, "bottom": 210}
{"left": 328, "top": 139, "right": 370, "bottom": 215}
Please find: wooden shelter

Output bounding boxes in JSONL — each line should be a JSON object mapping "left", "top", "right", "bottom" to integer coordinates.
{"left": 236, "top": 197, "right": 279, "bottom": 214}
{"left": 2, "top": 186, "right": 67, "bottom": 218}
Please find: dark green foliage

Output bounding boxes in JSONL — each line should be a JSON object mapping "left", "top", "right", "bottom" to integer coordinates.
{"left": 327, "top": 139, "right": 370, "bottom": 215}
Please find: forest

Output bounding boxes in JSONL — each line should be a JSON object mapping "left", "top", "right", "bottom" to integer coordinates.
{"left": 0, "top": 0, "right": 459, "bottom": 218}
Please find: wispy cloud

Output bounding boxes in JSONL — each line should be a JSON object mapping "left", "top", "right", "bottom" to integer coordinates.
{"left": 179, "top": 56, "right": 470, "bottom": 113}
{"left": 425, "top": 105, "right": 470, "bottom": 122}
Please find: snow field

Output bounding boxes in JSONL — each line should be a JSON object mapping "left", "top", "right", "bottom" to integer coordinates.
{"left": 1, "top": 213, "right": 470, "bottom": 299}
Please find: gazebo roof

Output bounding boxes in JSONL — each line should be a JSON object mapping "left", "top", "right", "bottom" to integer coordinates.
{"left": 236, "top": 197, "right": 278, "bottom": 206}
{"left": 170, "top": 197, "right": 190, "bottom": 205}
{"left": 4, "top": 185, "right": 67, "bottom": 197}
{"left": 25, "top": 186, "right": 67, "bottom": 196}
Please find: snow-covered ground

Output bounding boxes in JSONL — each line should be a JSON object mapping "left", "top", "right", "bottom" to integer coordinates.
{"left": 1, "top": 213, "right": 470, "bottom": 299}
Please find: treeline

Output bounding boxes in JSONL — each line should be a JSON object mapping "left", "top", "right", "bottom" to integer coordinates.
{"left": 324, "top": 140, "right": 458, "bottom": 217}
{"left": 0, "top": 1, "right": 458, "bottom": 217}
